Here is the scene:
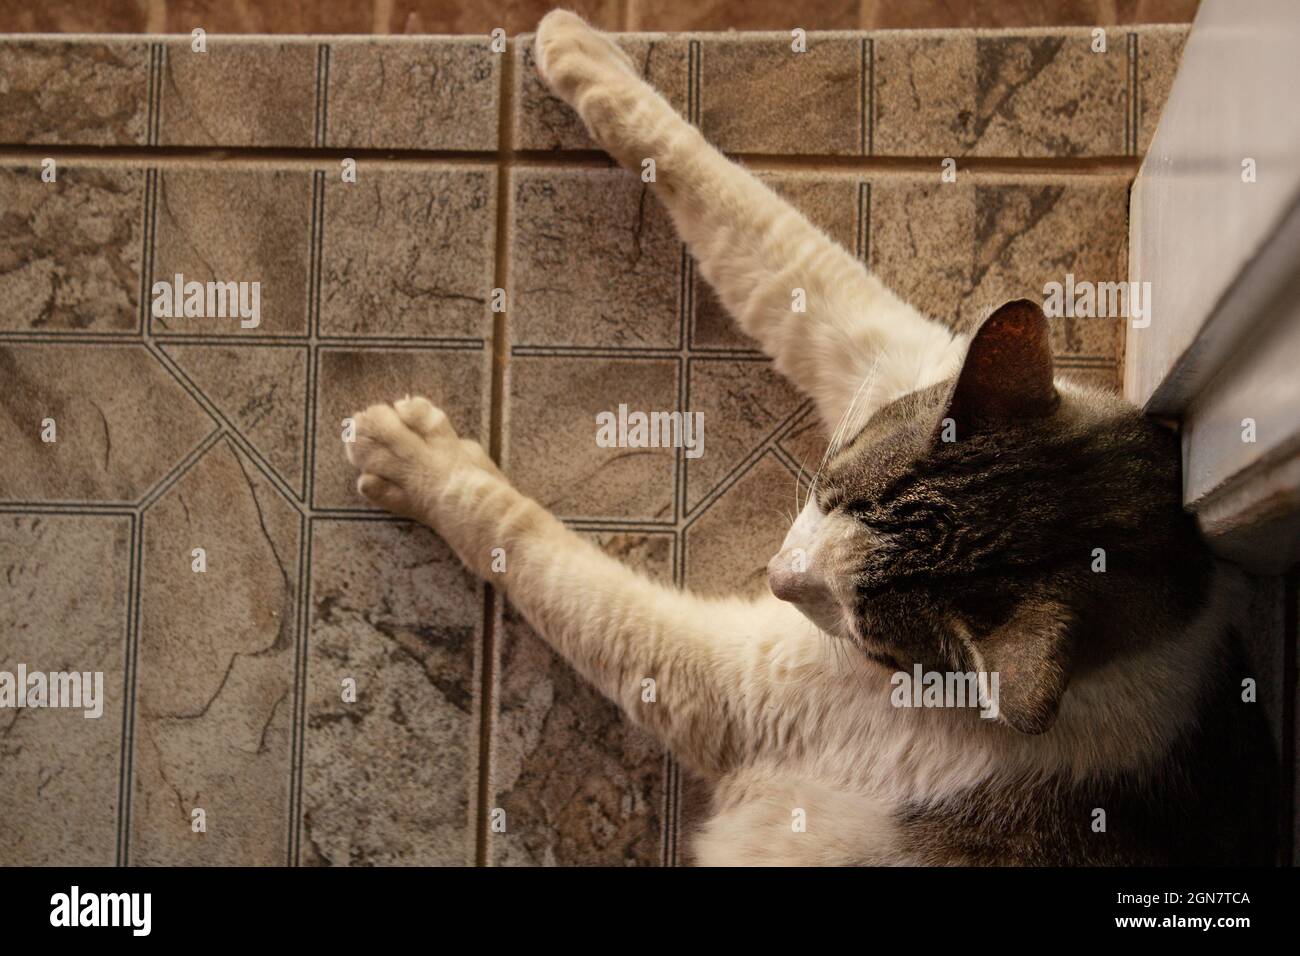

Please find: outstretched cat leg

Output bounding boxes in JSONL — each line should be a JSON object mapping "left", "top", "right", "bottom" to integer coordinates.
{"left": 534, "top": 10, "right": 966, "bottom": 432}
{"left": 345, "top": 395, "right": 840, "bottom": 779}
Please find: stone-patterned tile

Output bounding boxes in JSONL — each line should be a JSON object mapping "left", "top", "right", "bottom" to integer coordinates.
{"left": 0, "top": 0, "right": 150, "bottom": 32}
{"left": 161, "top": 344, "right": 309, "bottom": 494}
{"left": 513, "top": 34, "right": 689, "bottom": 151}
{"left": 165, "top": 0, "right": 372, "bottom": 33}
{"left": 693, "top": 172, "right": 861, "bottom": 349}
{"left": 0, "top": 164, "right": 143, "bottom": 333}
{"left": 1136, "top": 25, "right": 1189, "bottom": 155}
{"left": 320, "top": 166, "right": 495, "bottom": 340}
{"left": 700, "top": 34, "right": 864, "bottom": 156}
{"left": 510, "top": 168, "right": 681, "bottom": 348}
{"left": 0, "top": 514, "right": 131, "bottom": 865}
{"left": 867, "top": 173, "right": 1130, "bottom": 361}
{"left": 779, "top": 407, "right": 830, "bottom": 478}
{"left": 507, "top": 355, "right": 677, "bottom": 522}
{"left": 303, "top": 518, "right": 480, "bottom": 866}
{"left": 684, "top": 451, "right": 792, "bottom": 597}
{"left": 866, "top": 173, "right": 979, "bottom": 332}
{"left": 130, "top": 439, "right": 298, "bottom": 865}
{"left": 0, "top": 40, "right": 148, "bottom": 145}
{"left": 152, "top": 166, "right": 312, "bottom": 337}
{"left": 872, "top": 30, "right": 1128, "bottom": 157}
{"left": 685, "top": 358, "right": 806, "bottom": 512}
{"left": 389, "top": 0, "right": 621, "bottom": 35}
{"left": 313, "top": 347, "right": 488, "bottom": 510}
{"left": 158, "top": 39, "right": 317, "bottom": 148}
{"left": 0, "top": 344, "right": 215, "bottom": 504}
{"left": 629, "top": 0, "right": 857, "bottom": 31}
{"left": 326, "top": 39, "right": 499, "bottom": 151}
{"left": 491, "top": 531, "right": 672, "bottom": 866}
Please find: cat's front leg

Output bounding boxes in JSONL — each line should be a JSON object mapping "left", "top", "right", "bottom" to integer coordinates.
{"left": 533, "top": 11, "right": 966, "bottom": 433}
{"left": 345, "top": 396, "right": 827, "bottom": 778}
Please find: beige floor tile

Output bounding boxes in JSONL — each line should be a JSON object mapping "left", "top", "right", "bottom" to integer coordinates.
{"left": 0, "top": 164, "right": 143, "bottom": 333}
{"left": 491, "top": 530, "right": 671, "bottom": 865}
{"left": 152, "top": 166, "right": 313, "bottom": 337}
{"left": 509, "top": 167, "right": 682, "bottom": 348}
{"left": 867, "top": 172, "right": 1130, "bottom": 363}
{"left": 0, "top": 344, "right": 216, "bottom": 504}
{"left": 325, "top": 38, "right": 500, "bottom": 151}
{"left": 130, "top": 439, "right": 297, "bottom": 864}
{"left": 158, "top": 39, "right": 317, "bottom": 148}
{"left": 700, "top": 33, "right": 864, "bottom": 155}
{"left": 685, "top": 357, "right": 806, "bottom": 512}
{"left": 161, "top": 344, "right": 309, "bottom": 494}
{"left": 320, "top": 165, "right": 496, "bottom": 340}
{"left": 0, "top": 514, "right": 131, "bottom": 865}
{"left": 313, "top": 347, "right": 489, "bottom": 510}
{"left": 872, "top": 29, "right": 1127, "bottom": 157}
{"left": 0, "top": 39, "right": 149, "bottom": 145}
{"left": 302, "top": 517, "right": 480, "bottom": 865}
{"left": 1136, "top": 25, "right": 1189, "bottom": 154}
{"left": 685, "top": 451, "right": 794, "bottom": 597}
{"left": 507, "top": 355, "right": 678, "bottom": 521}
{"left": 779, "top": 407, "right": 831, "bottom": 478}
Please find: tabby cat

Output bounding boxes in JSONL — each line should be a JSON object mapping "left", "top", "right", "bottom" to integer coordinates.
{"left": 345, "top": 10, "right": 1276, "bottom": 865}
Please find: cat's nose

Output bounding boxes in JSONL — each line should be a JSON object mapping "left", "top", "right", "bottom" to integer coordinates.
{"left": 767, "top": 550, "right": 815, "bottom": 603}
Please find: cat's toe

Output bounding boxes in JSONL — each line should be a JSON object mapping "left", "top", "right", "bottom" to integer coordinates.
{"left": 394, "top": 394, "right": 452, "bottom": 442}
{"left": 346, "top": 402, "right": 431, "bottom": 482}
{"left": 535, "top": 10, "right": 636, "bottom": 94}
{"left": 356, "top": 473, "right": 407, "bottom": 510}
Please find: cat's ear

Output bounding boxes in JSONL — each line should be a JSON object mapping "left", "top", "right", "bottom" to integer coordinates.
{"left": 943, "top": 299, "right": 1058, "bottom": 434}
{"left": 968, "top": 600, "right": 1072, "bottom": 735}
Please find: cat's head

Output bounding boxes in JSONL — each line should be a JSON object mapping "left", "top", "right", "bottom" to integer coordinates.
{"left": 768, "top": 299, "right": 1212, "bottom": 735}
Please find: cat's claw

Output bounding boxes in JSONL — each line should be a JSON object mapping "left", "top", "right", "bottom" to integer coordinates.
{"left": 346, "top": 395, "right": 469, "bottom": 517}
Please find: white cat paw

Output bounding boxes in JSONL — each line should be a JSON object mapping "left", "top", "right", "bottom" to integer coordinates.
{"left": 535, "top": 9, "right": 637, "bottom": 99}
{"left": 345, "top": 396, "right": 467, "bottom": 517}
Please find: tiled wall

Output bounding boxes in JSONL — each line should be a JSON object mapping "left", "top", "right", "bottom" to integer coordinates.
{"left": 0, "top": 26, "right": 1185, "bottom": 865}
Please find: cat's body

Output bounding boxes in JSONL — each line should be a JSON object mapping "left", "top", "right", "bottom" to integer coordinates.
{"left": 345, "top": 11, "right": 1276, "bottom": 865}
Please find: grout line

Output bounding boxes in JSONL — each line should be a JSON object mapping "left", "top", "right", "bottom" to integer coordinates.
{"left": 0, "top": 142, "right": 1144, "bottom": 176}
{"left": 1128, "top": 31, "right": 1139, "bottom": 158}
{"left": 292, "top": 514, "right": 316, "bottom": 864}
{"left": 140, "top": 166, "right": 157, "bottom": 334}
{"left": 286, "top": 507, "right": 308, "bottom": 865}
{"left": 865, "top": 36, "right": 874, "bottom": 156}
{"left": 859, "top": 37, "right": 867, "bottom": 157}
{"left": 148, "top": 341, "right": 306, "bottom": 506}
{"left": 150, "top": 42, "right": 163, "bottom": 146}
{"left": 114, "top": 511, "right": 140, "bottom": 866}
{"left": 472, "top": 33, "right": 516, "bottom": 868}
